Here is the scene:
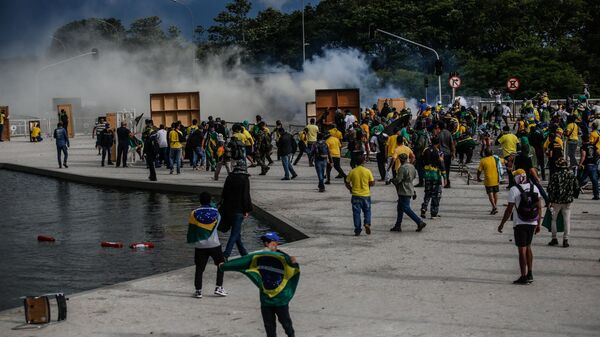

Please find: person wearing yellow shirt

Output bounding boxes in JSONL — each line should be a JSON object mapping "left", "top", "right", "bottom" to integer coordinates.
{"left": 328, "top": 124, "right": 343, "bottom": 140}
{"left": 386, "top": 136, "right": 415, "bottom": 174}
{"left": 360, "top": 121, "right": 370, "bottom": 140}
{"left": 477, "top": 148, "right": 504, "bottom": 214}
{"left": 305, "top": 118, "right": 319, "bottom": 166}
{"left": 325, "top": 134, "right": 346, "bottom": 183}
{"left": 345, "top": 155, "right": 374, "bottom": 236}
{"left": 386, "top": 131, "right": 399, "bottom": 158}
{"left": 293, "top": 129, "right": 308, "bottom": 166}
{"left": 30, "top": 123, "right": 43, "bottom": 142}
{"left": 544, "top": 128, "right": 565, "bottom": 177}
{"left": 496, "top": 126, "right": 519, "bottom": 158}
{"left": 0, "top": 110, "right": 6, "bottom": 142}
{"left": 241, "top": 125, "right": 256, "bottom": 166}
{"left": 565, "top": 116, "right": 579, "bottom": 167}
{"left": 168, "top": 122, "right": 184, "bottom": 174}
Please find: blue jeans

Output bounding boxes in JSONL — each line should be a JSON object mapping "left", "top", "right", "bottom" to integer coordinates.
{"left": 192, "top": 146, "right": 205, "bottom": 167}
{"left": 223, "top": 213, "right": 248, "bottom": 258}
{"left": 160, "top": 147, "right": 169, "bottom": 167}
{"left": 396, "top": 195, "right": 422, "bottom": 226}
{"left": 580, "top": 164, "right": 599, "bottom": 198}
{"left": 170, "top": 148, "right": 182, "bottom": 173}
{"left": 351, "top": 196, "right": 371, "bottom": 234}
{"left": 56, "top": 144, "right": 68, "bottom": 166}
{"left": 281, "top": 154, "right": 297, "bottom": 178}
{"left": 315, "top": 159, "right": 326, "bottom": 189}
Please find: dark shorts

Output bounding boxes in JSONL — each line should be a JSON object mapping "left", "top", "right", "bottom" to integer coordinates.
{"left": 245, "top": 145, "right": 253, "bottom": 155}
{"left": 513, "top": 225, "right": 535, "bottom": 247}
{"left": 194, "top": 246, "right": 225, "bottom": 266}
{"left": 485, "top": 185, "right": 499, "bottom": 194}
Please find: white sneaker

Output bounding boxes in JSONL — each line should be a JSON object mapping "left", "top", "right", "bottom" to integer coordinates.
{"left": 193, "top": 290, "right": 202, "bottom": 298}
{"left": 214, "top": 286, "right": 228, "bottom": 297}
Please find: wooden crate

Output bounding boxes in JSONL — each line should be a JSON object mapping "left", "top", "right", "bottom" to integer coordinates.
{"left": 315, "top": 89, "right": 360, "bottom": 125}
{"left": 105, "top": 112, "right": 117, "bottom": 162}
{"left": 377, "top": 98, "right": 406, "bottom": 113}
{"left": 305, "top": 101, "right": 316, "bottom": 124}
{"left": 150, "top": 92, "right": 200, "bottom": 127}
{"left": 0, "top": 106, "right": 9, "bottom": 141}
{"left": 56, "top": 104, "right": 74, "bottom": 138}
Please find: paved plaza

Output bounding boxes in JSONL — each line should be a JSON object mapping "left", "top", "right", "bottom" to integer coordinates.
{"left": 0, "top": 138, "right": 599, "bottom": 337}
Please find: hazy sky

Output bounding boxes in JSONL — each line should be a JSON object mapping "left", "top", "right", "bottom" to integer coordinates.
{"left": 0, "top": 0, "right": 309, "bottom": 58}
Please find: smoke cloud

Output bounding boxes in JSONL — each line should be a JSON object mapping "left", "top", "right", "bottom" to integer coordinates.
{"left": 0, "top": 43, "right": 412, "bottom": 127}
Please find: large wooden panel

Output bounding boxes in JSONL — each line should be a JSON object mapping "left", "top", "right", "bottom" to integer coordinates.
{"left": 57, "top": 104, "right": 74, "bottom": 137}
{"left": 150, "top": 92, "right": 200, "bottom": 127}
{"left": 0, "top": 106, "right": 9, "bottom": 141}
{"left": 106, "top": 112, "right": 117, "bottom": 162}
{"left": 305, "top": 101, "right": 316, "bottom": 124}
{"left": 377, "top": 98, "right": 406, "bottom": 112}
{"left": 314, "top": 89, "right": 360, "bottom": 126}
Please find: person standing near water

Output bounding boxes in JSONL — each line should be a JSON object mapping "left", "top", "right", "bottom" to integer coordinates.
{"left": 220, "top": 160, "right": 253, "bottom": 259}
{"left": 53, "top": 122, "right": 69, "bottom": 168}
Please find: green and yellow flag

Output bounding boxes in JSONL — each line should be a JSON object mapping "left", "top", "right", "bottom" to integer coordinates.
{"left": 221, "top": 251, "right": 300, "bottom": 306}
{"left": 187, "top": 207, "right": 220, "bottom": 243}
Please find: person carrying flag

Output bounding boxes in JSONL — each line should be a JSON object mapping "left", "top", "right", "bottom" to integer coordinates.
{"left": 220, "top": 232, "right": 299, "bottom": 337}
{"left": 187, "top": 192, "right": 228, "bottom": 298}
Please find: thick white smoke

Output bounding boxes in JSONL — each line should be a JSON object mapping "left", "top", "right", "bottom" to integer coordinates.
{"left": 0, "top": 45, "right": 411, "bottom": 125}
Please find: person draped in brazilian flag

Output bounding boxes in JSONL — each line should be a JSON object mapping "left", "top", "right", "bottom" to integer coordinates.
{"left": 220, "top": 232, "right": 299, "bottom": 337}
{"left": 187, "top": 192, "right": 228, "bottom": 298}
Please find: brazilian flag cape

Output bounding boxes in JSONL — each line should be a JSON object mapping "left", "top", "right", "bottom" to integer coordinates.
{"left": 221, "top": 251, "right": 300, "bottom": 307}
{"left": 187, "top": 207, "right": 220, "bottom": 243}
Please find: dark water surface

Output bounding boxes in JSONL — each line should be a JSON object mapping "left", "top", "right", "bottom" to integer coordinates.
{"left": 0, "top": 170, "right": 277, "bottom": 311}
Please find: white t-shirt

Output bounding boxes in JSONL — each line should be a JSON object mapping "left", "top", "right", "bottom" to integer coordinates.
{"left": 156, "top": 129, "right": 168, "bottom": 148}
{"left": 369, "top": 135, "right": 379, "bottom": 153}
{"left": 502, "top": 105, "right": 511, "bottom": 117}
{"left": 508, "top": 183, "right": 540, "bottom": 226}
{"left": 344, "top": 114, "right": 356, "bottom": 130}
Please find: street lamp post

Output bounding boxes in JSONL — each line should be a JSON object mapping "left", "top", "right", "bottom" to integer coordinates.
{"left": 301, "top": 0, "right": 306, "bottom": 65}
{"left": 371, "top": 28, "right": 442, "bottom": 104}
{"left": 50, "top": 35, "right": 66, "bottom": 56}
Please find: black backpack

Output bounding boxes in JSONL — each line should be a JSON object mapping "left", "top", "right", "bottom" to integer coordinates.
{"left": 290, "top": 135, "right": 298, "bottom": 154}
{"left": 229, "top": 139, "right": 245, "bottom": 161}
{"left": 515, "top": 183, "right": 540, "bottom": 222}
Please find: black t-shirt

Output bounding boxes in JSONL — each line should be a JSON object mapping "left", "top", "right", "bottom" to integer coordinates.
{"left": 514, "top": 154, "right": 533, "bottom": 172}
{"left": 582, "top": 144, "right": 598, "bottom": 166}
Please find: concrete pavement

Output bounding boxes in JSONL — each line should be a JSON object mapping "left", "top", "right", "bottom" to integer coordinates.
{"left": 0, "top": 137, "right": 598, "bottom": 337}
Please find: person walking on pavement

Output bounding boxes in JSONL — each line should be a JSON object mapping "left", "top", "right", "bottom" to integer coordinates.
{"left": 169, "top": 122, "right": 184, "bottom": 174}
{"left": 370, "top": 125, "right": 388, "bottom": 181}
{"left": 345, "top": 155, "right": 375, "bottom": 236}
{"left": 293, "top": 128, "right": 308, "bottom": 166}
{"left": 53, "top": 122, "right": 69, "bottom": 168}
{"left": 312, "top": 133, "right": 330, "bottom": 192}
{"left": 578, "top": 134, "right": 600, "bottom": 200}
{"left": 99, "top": 123, "right": 114, "bottom": 166}
{"left": 477, "top": 147, "right": 503, "bottom": 214}
{"left": 498, "top": 169, "right": 542, "bottom": 285}
{"left": 221, "top": 160, "right": 252, "bottom": 259}
{"left": 188, "top": 192, "right": 228, "bottom": 299}
{"left": 156, "top": 124, "right": 168, "bottom": 168}
{"left": 390, "top": 153, "right": 427, "bottom": 232}
{"left": 143, "top": 130, "right": 158, "bottom": 181}
{"left": 547, "top": 158, "right": 579, "bottom": 247}
{"left": 276, "top": 128, "right": 298, "bottom": 181}
{"left": 306, "top": 118, "right": 319, "bottom": 167}
{"left": 436, "top": 122, "right": 455, "bottom": 188}
{"left": 325, "top": 133, "right": 346, "bottom": 184}
{"left": 420, "top": 137, "right": 445, "bottom": 219}
{"left": 116, "top": 121, "right": 131, "bottom": 168}
{"left": 255, "top": 121, "right": 272, "bottom": 176}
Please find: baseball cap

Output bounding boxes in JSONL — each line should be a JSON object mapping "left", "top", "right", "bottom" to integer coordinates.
{"left": 261, "top": 232, "right": 281, "bottom": 243}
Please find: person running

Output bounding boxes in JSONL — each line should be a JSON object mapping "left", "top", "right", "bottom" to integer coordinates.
{"left": 292, "top": 128, "right": 308, "bottom": 166}
{"left": 220, "top": 232, "right": 299, "bottom": 337}
{"left": 187, "top": 192, "right": 228, "bottom": 298}
{"left": 220, "top": 160, "right": 252, "bottom": 259}
{"left": 345, "top": 155, "right": 374, "bottom": 236}
{"left": 420, "top": 137, "right": 445, "bottom": 219}
{"left": 116, "top": 121, "right": 131, "bottom": 168}
{"left": 477, "top": 148, "right": 503, "bottom": 214}
{"left": 390, "top": 153, "right": 427, "bottom": 232}
{"left": 547, "top": 158, "right": 578, "bottom": 247}
{"left": 53, "top": 122, "right": 69, "bottom": 168}
{"left": 169, "top": 122, "right": 184, "bottom": 174}
{"left": 276, "top": 128, "right": 298, "bottom": 180}
{"left": 325, "top": 133, "right": 346, "bottom": 184}
{"left": 578, "top": 135, "right": 600, "bottom": 200}
{"left": 498, "top": 169, "right": 542, "bottom": 285}
{"left": 312, "top": 133, "right": 330, "bottom": 192}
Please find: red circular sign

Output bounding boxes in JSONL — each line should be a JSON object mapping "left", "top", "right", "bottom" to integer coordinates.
{"left": 448, "top": 76, "right": 461, "bottom": 88}
{"left": 506, "top": 77, "right": 520, "bottom": 91}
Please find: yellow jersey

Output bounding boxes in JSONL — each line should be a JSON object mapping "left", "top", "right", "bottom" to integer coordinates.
{"left": 325, "top": 136, "right": 342, "bottom": 158}
{"left": 346, "top": 165, "right": 374, "bottom": 197}
{"left": 169, "top": 129, "right": 183, "bottom": 149}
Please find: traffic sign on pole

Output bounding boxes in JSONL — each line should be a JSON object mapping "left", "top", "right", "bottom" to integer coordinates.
{"left": 448, "top": 76, "right": 461, "bottom": 88}
{"left": 506, "top": 77, "right": 520, "bottom": 91}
